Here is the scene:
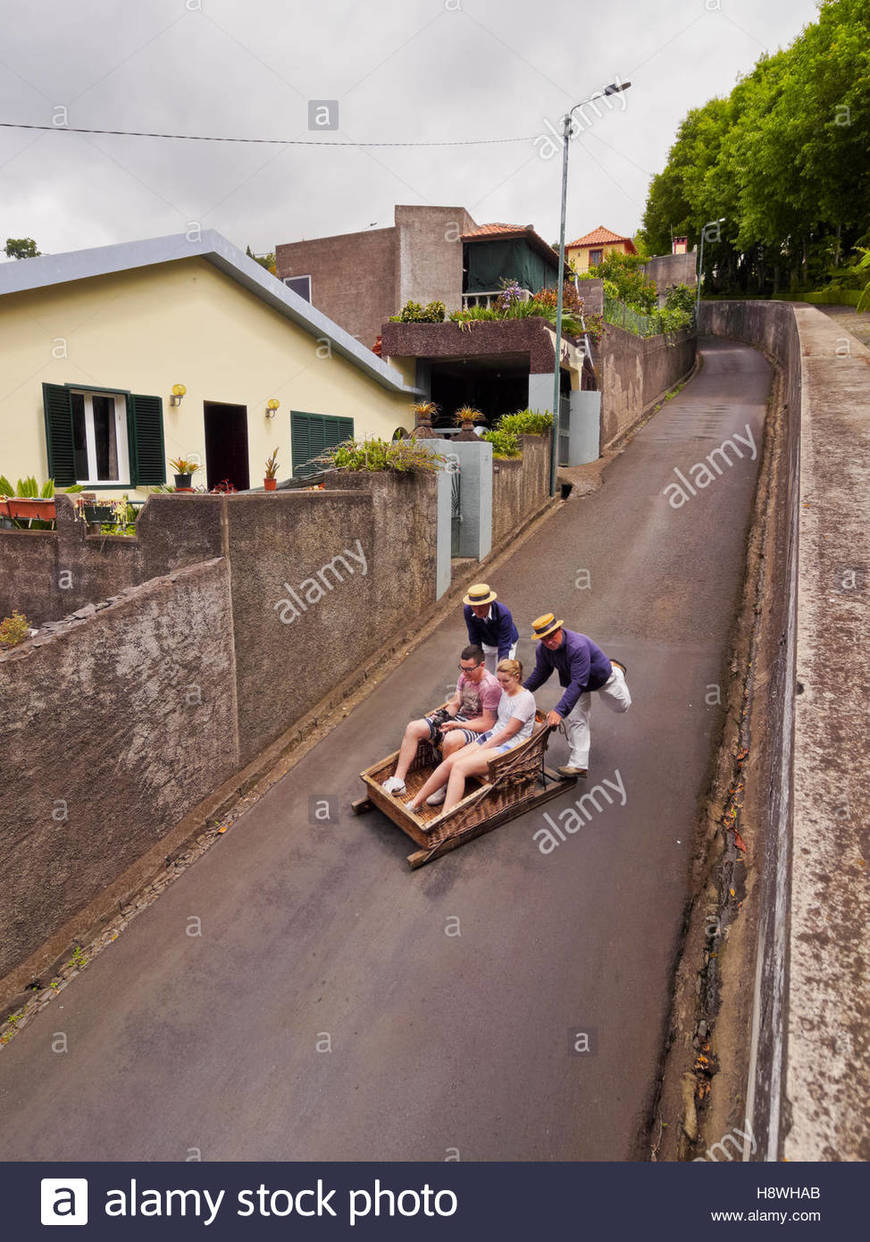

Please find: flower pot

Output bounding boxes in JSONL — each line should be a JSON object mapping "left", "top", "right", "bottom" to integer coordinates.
{"left": 264, "top": 478, "right": 277, "bottom": 491}
{"left": 174, "top": 473, "right": 192, "bottom": 489}
{"left": 7, "top": 498, "right": 56, "bottom": 521}
{"left": 83, "top": 504, "right": 116, "bottom": 523}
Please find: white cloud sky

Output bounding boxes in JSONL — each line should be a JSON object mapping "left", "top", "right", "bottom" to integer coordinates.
{"left": 0, "top": 0, "right": 821, "bottom": 257}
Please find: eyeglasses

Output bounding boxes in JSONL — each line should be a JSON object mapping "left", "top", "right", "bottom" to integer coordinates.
{"left": 459, "top": 663, "right": 482, "bottom": 672}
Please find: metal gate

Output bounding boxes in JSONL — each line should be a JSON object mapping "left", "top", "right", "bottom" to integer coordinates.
{"left": 448, "top": 455, "right": 462, "bottom": 557}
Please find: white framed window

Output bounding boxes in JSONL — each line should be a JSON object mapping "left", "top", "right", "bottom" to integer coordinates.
{"left": 69, "top": 389, "right": 130, "bottom": 485}
{"left": 283, "top": 274, "right": 312, "bottom": 302}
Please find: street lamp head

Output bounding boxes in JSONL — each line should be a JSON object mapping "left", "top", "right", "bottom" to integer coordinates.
{"left": 604, "top": 80, "right": 631, "bottom": 94}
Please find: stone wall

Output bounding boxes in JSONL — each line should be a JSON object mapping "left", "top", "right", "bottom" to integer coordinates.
{"left": 1, "top": 480, "right": 440, "bottom": 769}
{"left": 233, "top": 474, "right": 437, "bottom": 764}
{"left": 644, "top": 252, "right": 697, "bottom": 298}
{"left": 0, "top": 493, "right": 224, "bottom": 627}
{"left": 491, "top": 434, "right": 550, "bottom": 546}
{"left": 0, "top": 559, "right": 239, "bottom": 983}
{"left": 598, "top": 324, "right": 696, "bottom": 447}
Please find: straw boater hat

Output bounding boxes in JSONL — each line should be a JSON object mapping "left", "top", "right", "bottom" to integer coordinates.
{"left": 531, "top": 612, "right": 564, "bottom": 640}
{"left": 463, "top": 583, "right": 498, "bottom": 607}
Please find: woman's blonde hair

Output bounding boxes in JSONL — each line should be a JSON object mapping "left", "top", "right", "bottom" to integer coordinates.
{"left": 497, "top": 658, "right": 523, "bottom": 682}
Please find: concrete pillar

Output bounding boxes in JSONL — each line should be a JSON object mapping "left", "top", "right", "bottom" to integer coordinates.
{"left": 565, "top": 390, "right": 602, "bottom": 465}
{"left": 527, "top": 372, "right": 554, "bottom": 416}
{"left": 430, "top": 437, "right": 493, "bottom": 563}
{"left": 434, "top": 466, "right": 452, "bottom": 599}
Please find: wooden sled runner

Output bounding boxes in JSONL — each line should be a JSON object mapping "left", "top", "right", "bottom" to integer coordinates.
{"left": 352, "top": 709, "right": 577, "bottom": 868}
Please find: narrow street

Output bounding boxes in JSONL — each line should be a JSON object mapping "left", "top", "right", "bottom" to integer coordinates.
{"left": 0, "top": 339, "right": 771, "bottom": 1161}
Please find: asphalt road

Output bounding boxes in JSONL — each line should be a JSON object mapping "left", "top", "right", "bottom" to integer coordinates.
{"left": 0, "top": 339, "right": 771, "bottom": 1161}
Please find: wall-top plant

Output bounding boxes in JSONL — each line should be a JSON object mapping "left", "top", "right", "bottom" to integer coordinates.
{"left": 317, "top": 437, "right": 444, "bottom": 473}
{"left": 481, "top": 407, "right": 554, "bottom": 459}
{"left": 389, "top": 300, "right": 446, "bottom": 323}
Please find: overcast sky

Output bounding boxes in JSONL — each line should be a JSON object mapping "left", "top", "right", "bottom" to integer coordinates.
{"left": 0, "top": 0, "right": 821, "bottom": 259}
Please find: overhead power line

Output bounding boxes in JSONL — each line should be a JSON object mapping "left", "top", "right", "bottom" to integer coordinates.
{"left": 0, "top": 120, "right": 538, "bottom": 148}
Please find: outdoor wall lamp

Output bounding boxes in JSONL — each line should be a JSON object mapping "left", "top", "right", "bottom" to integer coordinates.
{"left": 169, "top": 383, "right": 187, "bottom": 407}
{"left": 551, "top": 78, "right": 631, "bottom": 496}
{"left": 266, "top": 398, "right": 280, "bottom": 419}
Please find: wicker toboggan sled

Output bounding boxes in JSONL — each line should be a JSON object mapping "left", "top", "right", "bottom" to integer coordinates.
{"left": 352, "top": 708, "right": 577, "bottom": 868}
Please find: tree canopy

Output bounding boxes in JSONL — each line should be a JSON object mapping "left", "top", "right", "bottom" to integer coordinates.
{"left": 638, "top": 0, "right": 870, "bottom": 294}
{"left": 4, "top": 238, "right": 41, "bottom": 260}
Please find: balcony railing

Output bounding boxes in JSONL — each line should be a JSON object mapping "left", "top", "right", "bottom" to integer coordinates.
{"left": 461, "top": 287, "right": 533, "bottom": 310}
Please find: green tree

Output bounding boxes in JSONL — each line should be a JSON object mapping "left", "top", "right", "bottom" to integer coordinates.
{"left": 639, "top": 0, "right": 870, "bottom": 296}
{"left": 245, "top": 244, "right": 276, "bottom": 274}
{"left": 4, "top": 237, "right": 41, "bottom": 259}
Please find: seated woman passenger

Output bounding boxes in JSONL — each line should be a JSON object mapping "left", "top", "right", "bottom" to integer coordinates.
{"left": 405, "top": 659, "right": 536, "bottom": 816}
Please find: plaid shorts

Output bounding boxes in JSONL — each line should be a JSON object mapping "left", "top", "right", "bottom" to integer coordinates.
{"left": 425, "top": 708, "right": 478, "bottom": 747}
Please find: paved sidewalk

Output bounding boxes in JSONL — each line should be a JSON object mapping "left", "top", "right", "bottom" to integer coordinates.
{"left": 0, "top": 341, "right": 772, "bottom": 1161}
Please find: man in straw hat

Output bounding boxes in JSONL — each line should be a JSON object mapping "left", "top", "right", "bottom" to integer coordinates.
{"left": 463, "top": 583, "right": 519, "bottom": 675}
{"left": 525, "top": 613, "right": 631, "bottom": 778}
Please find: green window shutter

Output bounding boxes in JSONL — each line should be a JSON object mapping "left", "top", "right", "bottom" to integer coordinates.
{"left": 42, "top": 383, "right": 76, "bottom": 485}
{"left": 291, "top": 412, "right": 355, "bottom": 477}
{"left": 291, "top": 412, "right": 312, "bottom": 477}
{"left": 126, "top": 393, "right": 165, "bottom": 485}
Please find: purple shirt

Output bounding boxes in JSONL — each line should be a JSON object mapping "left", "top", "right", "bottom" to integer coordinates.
{"left": 524, "top": 629, "right": 612, "bottom": 716}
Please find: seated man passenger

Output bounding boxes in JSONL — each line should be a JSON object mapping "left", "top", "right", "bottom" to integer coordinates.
{"left": 381, "top": 645, "right": 501, "bottom": 796}
{"left": 405, "top": 659, "right": 536, "bottom": 814}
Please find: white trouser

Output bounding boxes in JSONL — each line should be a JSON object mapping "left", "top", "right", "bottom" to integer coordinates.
{"left": 563, "top": 664, "right": 631, "bottom": 767}
{"left": 482, "top": 642, "right": 517, "bottom": 675}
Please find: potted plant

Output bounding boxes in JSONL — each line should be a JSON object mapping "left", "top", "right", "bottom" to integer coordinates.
{"left": 75, "top": 494, "right": 129, "bottom": 527}
{"left": 3, "top": 475, "right": 57, "bottom": 522}
{"left": 264, "top": 448, "right": 280, "bottom": 491}
{"left": 454, "top": 405, "right": 485, "bottom": 441}
{"left": 169, "top": 457, "right": 199, "bottom": 489}
{"left": 410, "top": 400, "right": 438, "bottom": 439}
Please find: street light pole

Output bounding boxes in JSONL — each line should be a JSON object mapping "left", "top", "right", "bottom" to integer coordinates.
{"left": 695, "top": 217, "right": 725, "bottom": 328}
{"left": 550, "top": 80, "right": 631, "bottom": 497}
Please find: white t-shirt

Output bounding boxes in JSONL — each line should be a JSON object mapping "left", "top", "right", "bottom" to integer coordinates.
{"left": 493, "top": 687, "right": 536, "bottom": 744}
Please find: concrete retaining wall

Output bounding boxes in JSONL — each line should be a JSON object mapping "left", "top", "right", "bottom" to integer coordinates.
{"left": 491, "top": 434, "right": 550, "bottom": 546}
{"left": 643, "top": 252, "right": 697, "bottom": 298}
{"left": 0, "top": 494, "right": 225, "bottom": 628}
{"left": 0, "top": 559, "right": 239, "bottom": 983}
{"left": 598, "top": 324, "right": 696, "bottom": 446}
{"left": 700, "top": 301, "right": 870, "bottom": 1161}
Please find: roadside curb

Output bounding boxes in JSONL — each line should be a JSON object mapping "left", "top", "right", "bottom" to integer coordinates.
{"left": 648, "top": 342, "right": 787, "bottom": 1161}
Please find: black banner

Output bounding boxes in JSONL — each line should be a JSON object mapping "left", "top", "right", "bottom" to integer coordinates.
{"left": 3, "top": 1161, "right": 857, "bottom": 1238}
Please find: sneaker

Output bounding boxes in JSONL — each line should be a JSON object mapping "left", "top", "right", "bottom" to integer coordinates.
{"left": 382, "top": 776, "right": 406, "bottom": 795}
{"left": 557, "top": 765, "right": 588, "bottom": 779}
{"left": 426, "top": 788, "right": 447, "bottom": 807}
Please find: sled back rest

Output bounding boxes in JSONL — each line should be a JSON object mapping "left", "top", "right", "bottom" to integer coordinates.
{"left": 485, "top": 713, "right": 550, "bottom": 780}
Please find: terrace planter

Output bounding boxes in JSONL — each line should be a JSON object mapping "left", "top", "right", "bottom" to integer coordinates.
{"left": 264, "top": 478, "right": 277, "bottom": 491}
{"left": 173, "top": 473, "right": 192, "bottom": 489}
{"left": 7, "top": 498, "right": 56, "bottom": 521}
{"left": 82, "top": 504, "right": 117, "bottom": 524}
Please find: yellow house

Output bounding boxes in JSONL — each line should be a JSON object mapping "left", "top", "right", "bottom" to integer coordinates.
{"left": 0, "top": 230, "right": 422, "bottom": 498}
{"left": 566, "top": 226, "right": 638, "bottom": 275}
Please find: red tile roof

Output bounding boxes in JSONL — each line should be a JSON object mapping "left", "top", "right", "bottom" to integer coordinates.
{"left": 460, "top": 222, "right": 559, "bottom": 267}
{"left": 567, "top": 225, "right": 637, "bottom": 253}
{"left": 461, "top": 223, "right": 532, "bottom": 238}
